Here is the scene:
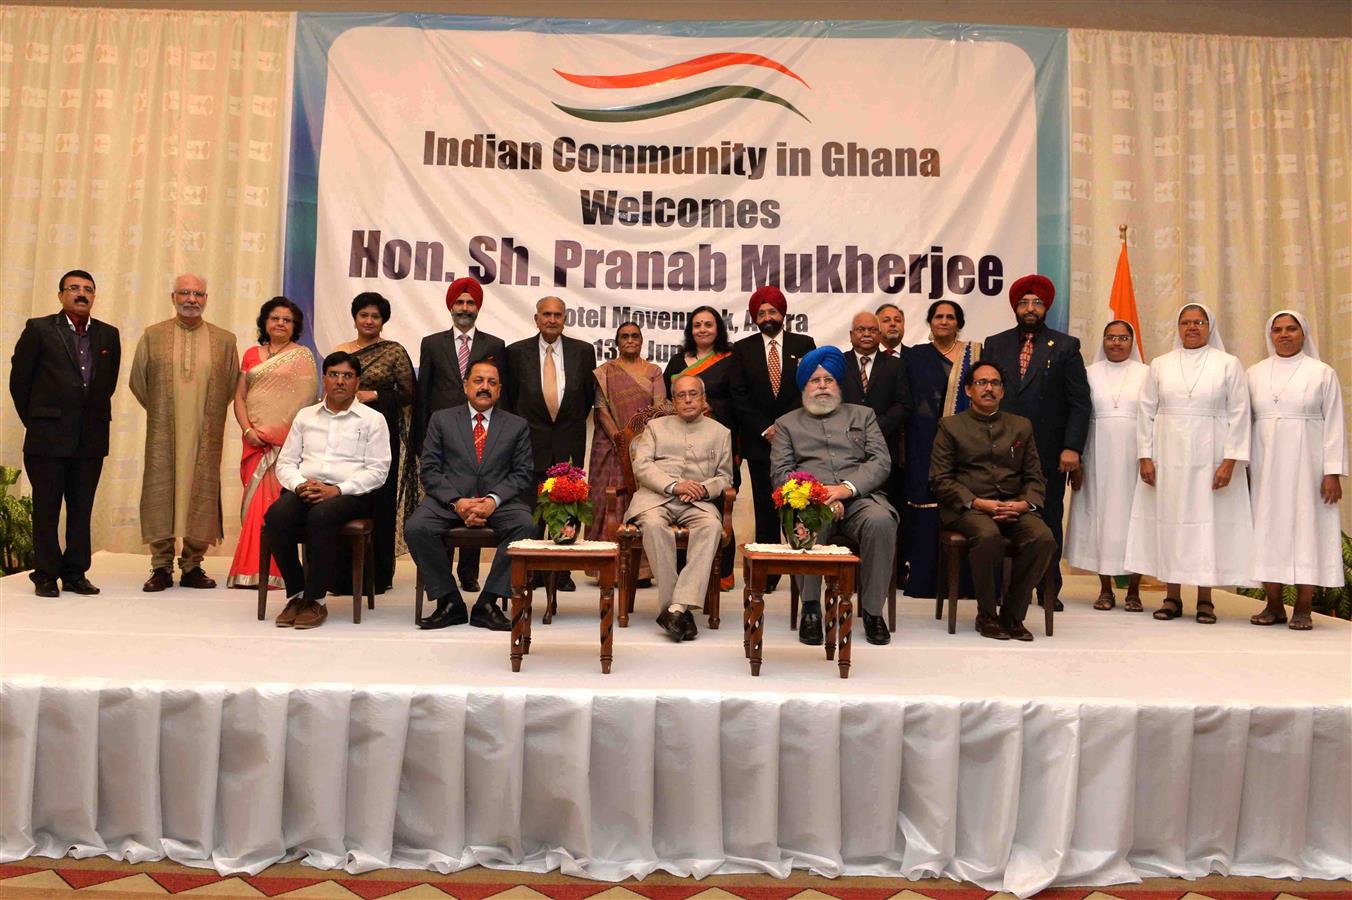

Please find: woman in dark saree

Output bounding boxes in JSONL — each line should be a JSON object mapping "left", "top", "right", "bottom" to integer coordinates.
{"left": 333, "top": 292, "right": 415, "bottom": 594}
{"left": 902, "top": 300, "right": 982, "bottom": 599}
{"left": 662, "top": 306, "right": 738, "bottom": 589}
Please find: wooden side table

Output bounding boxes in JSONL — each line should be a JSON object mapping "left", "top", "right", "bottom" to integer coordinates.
{"left": 507, "top": 542, "right": 618, "bottom": 674}
{"left": 741, "top": 544, "right": 860, "bottom": 679}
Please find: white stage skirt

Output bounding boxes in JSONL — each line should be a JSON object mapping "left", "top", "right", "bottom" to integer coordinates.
{"left": 1, "top": 556, "right": 1349, "bottom": 897}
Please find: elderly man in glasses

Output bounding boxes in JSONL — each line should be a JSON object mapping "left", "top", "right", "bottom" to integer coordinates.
{"left": 929, "top": 360, "right": 1056, "bottom": 641}
{"left": 129, "top": 273, "right": 239, "bottom": 591}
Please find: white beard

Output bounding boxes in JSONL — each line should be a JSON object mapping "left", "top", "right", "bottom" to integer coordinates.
{"left": 803, "top": 393, "right": 842, "bottom": 416}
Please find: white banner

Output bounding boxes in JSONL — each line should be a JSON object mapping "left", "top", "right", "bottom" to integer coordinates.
{"left": 311, "top": 26, "right": 1041, "bottom": 364}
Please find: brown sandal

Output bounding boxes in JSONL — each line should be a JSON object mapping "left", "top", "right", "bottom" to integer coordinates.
{"left": 1195, "top": 600, "right": 1217, "bottom": 624}
{"left": 1124, "top": 594, "right": 1143, "bottom": 612}
{"left": 1249, "top": 608, "right": 1288, "bottom": 626}
{"left": 1093, "top": 593, "right": 1115, "bottom": 610}
{"left": 1154, "top": 598, "right": 1183, "bottom": 620}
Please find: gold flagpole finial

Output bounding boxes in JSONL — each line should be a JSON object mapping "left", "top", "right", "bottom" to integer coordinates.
{"left": 1119, "top": 224, "right": 1128, "bottom": 242}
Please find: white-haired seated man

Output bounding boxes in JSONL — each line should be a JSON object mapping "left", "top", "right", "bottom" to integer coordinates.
{"left": 623, "top": 375, "right": 733, "bottom": 642}
{"left": 770, "top": 346, "right": 897, "bottom": 646}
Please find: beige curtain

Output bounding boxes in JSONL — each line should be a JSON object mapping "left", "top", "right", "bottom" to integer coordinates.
{"left": 1, "top": 6, "right": 292, "bottom": 555}
{"left": 1069, "top": 29, "right": 1352, "bottom": 530}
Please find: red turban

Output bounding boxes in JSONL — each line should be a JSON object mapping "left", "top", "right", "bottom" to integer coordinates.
{"left": 748, "top": 285, "right": 787, "bottom": 317}
{"left": 445, "top": 277, "right": 484, "bottom": 310}
{"left": 1008, "top": 274, "right": 1055, "bottom": 310}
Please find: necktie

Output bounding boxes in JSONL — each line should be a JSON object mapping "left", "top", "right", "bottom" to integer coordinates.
{"left": 543, "top": 345, "right": 560, "bottom": 420}
{"left": 458, "top": 334, "right": 470, "bottom": 379}
{"left": 1019, "top": 332, "right": 1035, "bottom": 378}
{"left": 73, "top": 318, "right": 87, "bottom": 336}
{"left": 767, "top": 339, "right": 781, "bottom": 397}
{"left": 859, "top": 355, "right": 870, "bottom": 393}
{"left": 473, "top": 413, "right": 486, "bottom": 463}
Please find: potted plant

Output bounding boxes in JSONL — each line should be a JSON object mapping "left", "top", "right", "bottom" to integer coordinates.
{"left": 772, "top": 470, "right": 834, "bottom": 550}
{"left": 533, "top": 462, "right": 593, "bottom": 545}
{"left": 0, "top": 467, "right": 35, "bottom": 575}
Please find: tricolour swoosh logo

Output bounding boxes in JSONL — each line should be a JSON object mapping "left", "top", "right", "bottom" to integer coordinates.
{"left": 553, "top": 52, "right": 809, "bottom": 123}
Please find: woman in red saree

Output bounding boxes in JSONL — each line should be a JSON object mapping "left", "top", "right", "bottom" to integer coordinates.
{"left": 226, "top": 298, "right": 317, "bottom": 588}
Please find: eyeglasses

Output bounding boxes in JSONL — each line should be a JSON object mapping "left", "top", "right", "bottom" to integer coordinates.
{"left": 972, "top": 378, "right": 1004, "bottom": 388}
{"left": 1104, "top": 335, "right": 1133, "bottom": 344}
{"left": 325, "top": 371, "right": 358, "bottom": 381}
{"left": 1016, "top": 298, "right": 1046, "bottom": 309}
{"left": 673, "top": 390, "right": 703, "bottom": 401}
{"left": 62, "top": 285, "right": 95, "bottom": 295}
{"left": 174, "top": 289, "right": 207, "bottom": 299}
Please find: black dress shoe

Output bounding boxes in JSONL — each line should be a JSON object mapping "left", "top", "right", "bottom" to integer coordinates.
{"left": 679, "top": 610, "right": 698, "bottom": 641}
{"left": 62, "top": 577, "right": 100, "bottom": 595}
{"left": 143, "top": 568, "right": 173, "bottom": 592}
{"left": 420, "top": 595, "right": 467, "bottom": 629}
{"left": 798, "top": 609, "right": 824, "bottom": 645}
{"left": 33, "top": 576, "right": 59, "bottom": 598}
{"left": 656, "top": 609, "right": 686, "bottom": 642}
{"left": 459, "top": 577, "right": 481, "bottom": 593}
{"left": 179, "top": 567, "right": 217, "bottom": 589}
{"left": 976, "top": 613, "right": 1010, "bottom": 640}
{"left": 557, "top": 574, "right": 576, "bottom": 592}
{"left": 1037, "top": 597, "right": 1065, "bottom": 612}
{"left": 862, "top": 611, "right": 891, "bottom": 645}
{"left": 1005, "top": 621, "right": 1035, "bottom": 642}
{"left": 470, "top": 599, "right": 512, "bottom": 631}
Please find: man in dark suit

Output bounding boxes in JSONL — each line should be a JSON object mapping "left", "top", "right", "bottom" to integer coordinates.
{"left": 980, "top": 274, "right": 1091, "bottom": 611}
{"left": 413, "top": 277, "right": 507, "bottom": 592}
{"left": 503, "top": 295, "right": 596, "bottom": 591}
{"left": 876, "top": 302, "right": 907, "bottom": 358}
{"left": 729, "top": 285, "right": 816, "bottom": 590}
{"left": 8, "top": 269, "right": 121, "bottom": 597}
{"left": 405, "top": 359, "right": 535, "bottom": 631}
{"left": 843, "top": 310, "right": 911, "bottom": 580}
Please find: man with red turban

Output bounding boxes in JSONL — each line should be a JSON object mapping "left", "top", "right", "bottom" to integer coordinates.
{"left": 980, "top": 274, "right": 1091, "bottom": 614}
{"left": 412, "top": 276, "right": 507, "bottom": 594}
{"left": 729, "top": 285, "right": 816, "bottom": 593}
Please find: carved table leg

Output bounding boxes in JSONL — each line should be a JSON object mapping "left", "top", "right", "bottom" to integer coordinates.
{"left": 746, "top": 564, "right": 766, "bottom": 676}
{"left": 824, "top": 576, "right": 839, "bottom": 662}
{"left": 510, "top": 561, "right": 527, "bottom": 672}
{"left": 600, "top": 563, "right": 615, "bottom": 674}
{"left": 837, "top": 591, "right": 853, "bottom": 679}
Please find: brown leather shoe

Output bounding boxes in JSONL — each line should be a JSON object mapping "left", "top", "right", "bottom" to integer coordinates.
{"left": 975, "top": 613, "right": 1010, "bottom": 640}
{"left": 179, "top": 567, "right": 217, "bottom": 589}
{"left": 143, "top": 568, "right": 173, "bottom": 592}
{"left": 1004, "top": 620, "right": 1035, "bottom": 642}
{"left": 275, "top": 594, "right": 306, "bottom": 628}
{"left": 293, "top": 601, "right": 328, "bottom": 630}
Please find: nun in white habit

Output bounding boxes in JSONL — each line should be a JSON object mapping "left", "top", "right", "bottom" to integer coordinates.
{"left": 1067, "top": 320, "right": 1150, "bottom": 611}
{"left": 1123, "top": 303, "right": 1253, "bottom": 623}
{"left": 1246, "top": 310, "right": 1346, "bottom": 630}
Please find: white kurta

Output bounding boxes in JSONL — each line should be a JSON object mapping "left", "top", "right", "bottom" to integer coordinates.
{"left": 1123, "top": 347, "right": 1253, "bottom": 585}
{"left": 1066, "top": 359, "right": 1149, "bottom": 574}
{"left": 1247, "top": 355, "right": 1346, "bottom": 586}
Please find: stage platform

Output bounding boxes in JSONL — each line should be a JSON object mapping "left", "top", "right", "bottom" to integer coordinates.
{"left": 1, "top": 553, "right": 1349, "bottom": 896}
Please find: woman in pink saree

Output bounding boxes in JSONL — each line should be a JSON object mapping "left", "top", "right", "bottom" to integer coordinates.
{"left": 226, "top": 298, "right": 317, "bottom": 588}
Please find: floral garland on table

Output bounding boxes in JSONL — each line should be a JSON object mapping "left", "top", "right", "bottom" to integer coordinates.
{"left": 533, "top": 462, "right": 594, "bottom": 544}
{"left": 772, "top": 470, "right": 835, "bottom": 550}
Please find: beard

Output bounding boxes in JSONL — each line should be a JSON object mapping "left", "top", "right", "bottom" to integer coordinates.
{"left": 803, "top": 391, "right": 842, "bottom": 416}
{"left": 452, "top": 311, "right": 478, "bottom": 329}
{"left": 757, "top": 318, "right": 784, "bottom": 337}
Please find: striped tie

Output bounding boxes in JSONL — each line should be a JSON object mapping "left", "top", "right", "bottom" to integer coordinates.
{"left": 859, "top": 355, "right": 870, "bottom": 393}
{"left": 458, "top": 334, "right": 470, "bottom": 379}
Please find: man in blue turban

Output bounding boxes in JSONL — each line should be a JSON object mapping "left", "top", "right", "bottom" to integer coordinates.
{"left": 771, "top": 346, "right": 898, "bottom": 646}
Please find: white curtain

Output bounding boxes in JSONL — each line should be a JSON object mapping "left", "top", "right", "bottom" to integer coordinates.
{"left": 0, "top": 6, "right": 292, "bottom": 553}
{"left": 1068, "top": 29, "right": 1351, "bottom": 528}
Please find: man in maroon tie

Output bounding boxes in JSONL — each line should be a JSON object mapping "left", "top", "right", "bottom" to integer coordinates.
{"left": 405, "top": 360, "right": 535, "bottom": 631}
{"left": 979, "top": 274, "right": 1091, "bottom": 612}
{"left": 10, "top": 269, "right": 121, "bottom": 597}
{"left": 413, "top": 277, "right": 507, "bottom": 592}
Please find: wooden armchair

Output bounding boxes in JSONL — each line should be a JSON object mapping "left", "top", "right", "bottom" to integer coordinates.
{"left": 604, "top": 404, "right": 736, "bottom": 629}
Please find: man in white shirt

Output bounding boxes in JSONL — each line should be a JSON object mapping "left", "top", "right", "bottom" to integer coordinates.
{"left": 266, "top": 351, "right": 391, "bottom": 629}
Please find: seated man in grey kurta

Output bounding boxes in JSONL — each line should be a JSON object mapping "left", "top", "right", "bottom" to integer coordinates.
{"left": 624, "top": 375, "right": 733, "bottom": 643}
{"left": 770, "top": 346, "right": 897, "bottom": 647}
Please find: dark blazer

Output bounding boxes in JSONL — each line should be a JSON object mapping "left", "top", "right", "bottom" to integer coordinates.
{"left": 729, "top": 330, "right": 816, "bottom": 462}
{"left": 842, "top": 350, "right": 911, "bottom": 453}
{"left": 413, "top": 327, "right": 507, "bottom": 452}
{"left": 420, "top": 405, "right": 534, "bottom": 513}
{"left": 929, "top": 409, "right": 1046, "bottom": 526}
{"left": 9, "top": 314, "right": 121, "bottom": 458}
{"left": 980, "top": 325, "right": 1091, "bottom": 471}
{"left": 502, "top": 334, "right": 597, "bottom": 473}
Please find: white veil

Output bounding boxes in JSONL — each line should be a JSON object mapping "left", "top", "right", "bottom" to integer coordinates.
{"left": 1170, "top": 302, "right": 1226, "bottom": 352}
{"left": 1092, "top": 320, "right": 1146, "bottom": 365}
{"left": 1263, "top": 309, "right": 1321, "bottom": 360}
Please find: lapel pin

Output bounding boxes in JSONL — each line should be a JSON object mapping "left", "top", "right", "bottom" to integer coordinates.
{"left": 1047, "top": 340, "right": 1055, "bottom": 347}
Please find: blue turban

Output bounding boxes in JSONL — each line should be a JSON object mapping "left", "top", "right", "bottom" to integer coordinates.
{"left": 796, "top": 345, "right": 846, "bottom": 391}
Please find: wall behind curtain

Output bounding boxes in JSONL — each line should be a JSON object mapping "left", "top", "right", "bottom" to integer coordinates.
{"left": 1, "top": 6, "right": 292, "bottom": 554}
{"left": 1068, "top": 30, "right": 1351, "bottom": 529}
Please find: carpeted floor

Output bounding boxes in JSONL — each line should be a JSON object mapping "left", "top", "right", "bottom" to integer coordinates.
{"left": 0, "top": 858, "right": 1347, "bottom": 899}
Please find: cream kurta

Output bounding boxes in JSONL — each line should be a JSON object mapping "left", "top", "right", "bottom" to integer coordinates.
{"left": 1123, "top": 347, "right": 1253, "bottom": 585}
{"left": 1066, "top": 358, "right": 1149, "bottom": 574}
{"left": 1247, "top": 355, "right": 1346, "bottom": 586}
